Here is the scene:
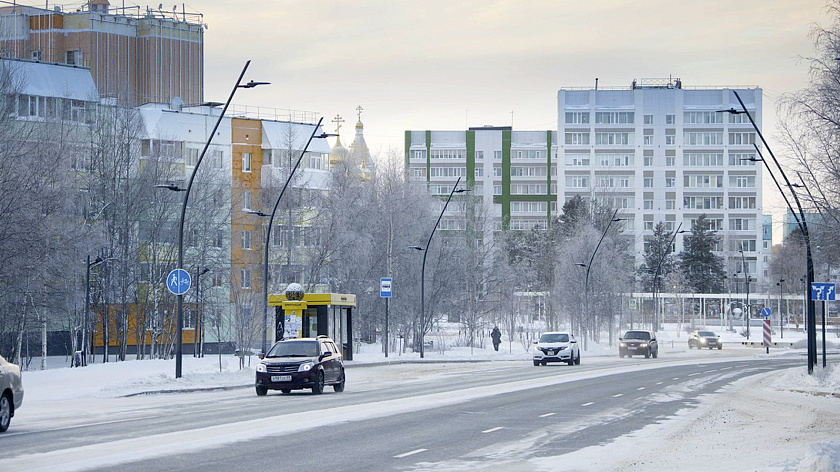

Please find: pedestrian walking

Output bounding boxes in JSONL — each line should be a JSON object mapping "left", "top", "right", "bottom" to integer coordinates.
{"left": 491, "top": 326, "right": 502, "bottom": 351}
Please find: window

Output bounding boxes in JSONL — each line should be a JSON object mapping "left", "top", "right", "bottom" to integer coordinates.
{"left": 186, "top": 148, "right": 199, "bottom": 167}
{"left": 595, "top": 153, "right": 633, "bottom": 167}
{"left": 684, "top": 132, "right": 724, "bottom": 146}
{"left": 494, "top": 150, "right": 502, "bottom": 160}
{"left": 728, "top": 111, "right": 755, "bottom": 124}
{"left": 242, "top": 230, "right": 252, "bottom": 251}
{"left": 595, "top": 112, "right": 634, "bottom": 124}
{"left": 644, "top": 177, "right": 653, "bottom": 188}
{"left": 594, "top": 132, "right": 632, "bottom": 146}
{"left": 430, "top": 149, "right": 466, "bottom": 159}
{"left": 565, "top": 112, "right": 590, "bottom": 124}
{"left": 644, "top": 135, "right": 654, "bottom": 145}
{"left": 511, "top": 201, "right": 548, "bottom": 212}
{"left": 429, "top": 167, "right": 467, "bottom": 177}
{"left": 242, "top": 152, "right": 252, "bottom": 172}
{"left": 240, "top": 269, "right": 251, "bottom": 289}
{"left": 644, "top": 156, "right": 653, "bottom": 166}
{"left": 665, "top": 155, "right": 675, "bottom": 166}
{"left": 729, "top": 196, "right": 756, "bottom": 209}
{"left": 512, "top": 149, "right": 543, "bottom": 159}
{"left": 666, "top": 114, "right": 675, "bottom": 125}
{"left": 689, "top": 218, "right": 723, "bottom": 231}
{"left": 644, "top": 221, "right": 654, "bottom": 230}
{"left": 684, "top": 174, "right": 723, "bottom": 188}
{"left": 566, "top": 176, "right": 589, "bottom": 188}
{"left": 729, "top": 153, "right": 756, "bottom": 166}
{"left": 565, "top": 153, "right": 590, "bottom": 166}
{"left": 665, "top": 199, "right": 675, "bottom": 209}
{"left": 475, "top": 151, "right": 484, "bottom": 160}
{"left": 411, "top": 149, "right": 427, "bottom": 160}
{"left": 493, "top": 185, "right": 502, "bottom": 195}
{"left": 213, "top": 229, "right": 225, "bottom": 248}
{"left": 683, "top": 196, "right": 724, "bottom": 210}
{"left": 474, "top": 167, "right": 484, "bottom": 177}
{"left": 307, "top": 152, "right": 325, "bottom": 170}
{"left": 730, "top": 218, "right": 756, "bottom": 231}
{"left": 665, "top": 177, "right": 675, "bottom": 188}
{"left": 213, "top": 150, "right": 224, "bottom": 169}
{"left": 411, "top": 167, "right": 426, "bottom": 178}
{"left": 493, "top": 167, "right": 503, "bottom": 177}
{"left": 684, "top": 111, "right": 723, "bottom": 124}
{"left": 242, "top": 191, "right": 251, "bottom": 210}
{"left": 565, "top": 132, "right": 590, "bottom": 145}
{"left": 510, "top": 184, "right": 548, "bottom": 195}
{"left": 66, "top": 50, "right": 82, "bottom": 66}
{"left": 730, "top": 175, "right": 756, "bottom": 188}
{"left": 510, "top": 166, "right": 548, "bottom": 177}
{"left": 644, "top": 199, "right": 654, "bottom": 210}
{"left": 644, "top": 115, "right": 654, "bottom": 125}
{"left": 684, "top": 153, "right": 723, "bottom": 166}
{"left": 31, "top": 50, "right": 42, "bottom": 61}
{"left": 729, "top": 132, "right": 756, "bottom": 145}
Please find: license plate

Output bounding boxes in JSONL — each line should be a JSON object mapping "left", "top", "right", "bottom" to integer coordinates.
{"left": 628, "top": 346, "right": 637, "bottom": 350}
{"left": 271, "top": 375, "right": 292, "bottom": 382}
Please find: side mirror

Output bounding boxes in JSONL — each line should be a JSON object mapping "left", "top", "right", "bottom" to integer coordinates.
{"left": 319, "top": 352, "right": 330, "bottom": 360}
{"left": 532, "top": 341, "right": 538, "bottom": 345}
{"left": 570, "top": 339, "right": 577, "bottom": 343}
{"left": 258, "top": 353, "right": 265, "bottom": 360}
{"left": 618, "top": 338, "right": 623, "bottom": 341}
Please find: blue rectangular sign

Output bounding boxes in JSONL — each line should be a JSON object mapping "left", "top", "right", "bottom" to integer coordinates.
{"left": 380, "top": 277, "right": 392, "bottom": 298}
{"left": 811, "top": 282, "right": 836, "bottom": 301}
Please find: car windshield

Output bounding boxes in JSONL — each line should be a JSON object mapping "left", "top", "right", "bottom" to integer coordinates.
{"left": 266, "top": 340, "right": 319, "bottom": 358}
{"left": 699, "top": 331, "right": 716, "bottom": 337}
{"left": 539, "top": 333, "right": 569, "bottom": 343}
{"left": 623, "top": 331, "right": 650, "bottom": 340}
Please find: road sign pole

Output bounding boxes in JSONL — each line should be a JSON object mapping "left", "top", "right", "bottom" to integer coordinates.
{"left": 823, "top": 300, "right": 827, "bottom": 368}
{"left": 385, "top": 297, "right": 389, "bottom": 358}
{"left": 763, "top": 317, "right": 771, "bottom": 354}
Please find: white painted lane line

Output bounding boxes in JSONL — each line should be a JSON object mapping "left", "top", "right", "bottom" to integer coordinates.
{"left": 2, "top": 416, "right": 159, "bottom": 438}
{"left": 688, "top": 372, "right": 701, "bottom": 377}
{"left": 612, "top": 393, "right": 623, "bottom": 398}
{"left": 482, "top": 427, "right": 504, "bottom": 433}
{"left": 673, "top": 377, "right": 680, "bottom": 380}
{"left": 539, "top": 413, "right": 556, "bottom": 418}
{"left": 637, "top": 387, "right": 645, "bottom": 391}
{"left": 720, "top": 367, "right": 732, "bottom": 371}
{"left": 656, "top": 381, "right": 663, "bottom": 385}
{"left": 582, "top": 402, "right": 594, "bottom": 407}
{"left": 705, "top": 370, "right": 718, "bottom": 373}
{"left": 394, "top": 449, "right": 427, "bottom": 458}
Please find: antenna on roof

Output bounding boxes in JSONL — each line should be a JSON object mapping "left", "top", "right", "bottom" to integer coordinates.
{"left": 595, "top": 77, "right": 599, "bottom": 90}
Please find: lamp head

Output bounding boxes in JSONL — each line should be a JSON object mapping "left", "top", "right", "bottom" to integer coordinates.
{"left": 239, "top": 80, "right": 270, "bottom": 89}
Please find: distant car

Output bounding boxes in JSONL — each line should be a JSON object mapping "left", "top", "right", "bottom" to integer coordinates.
{"left": 689, "top": 330, "right": 722, "bottom": 350}
{"left": 255, "top": 336, "right": 345, "bottom": 396}
{"left": 0, "top": 355, "right": 23, "bottom": 433}
{"left": 533, "top": 331, "right": 580, "bottom": 366}
{"left": 619, "top": 330, "right": 658, "bottom": 359}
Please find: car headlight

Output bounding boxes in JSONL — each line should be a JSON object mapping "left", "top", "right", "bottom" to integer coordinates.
{"left": 257, "top": 363, "right": 267, "bottom": 373}
{"left": 298, "top": 361, "right": 314, "bottom": 372}
{"left": 640, "top": 343, "right": 648, "bottom": 348}
{"left": 619, "top": 342, "right": 626, "bottom": 347}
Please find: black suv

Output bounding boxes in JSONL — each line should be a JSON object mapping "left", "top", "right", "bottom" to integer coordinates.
{"left": 255, "top": 336, "right": 345, "bottom": 396}
{"left": 619, "top": 330, "right": 658, "bottom": 358}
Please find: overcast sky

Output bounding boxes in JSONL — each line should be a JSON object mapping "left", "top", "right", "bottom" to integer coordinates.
{"left": 198, "top": 0, "right": 832, "bottom": 238}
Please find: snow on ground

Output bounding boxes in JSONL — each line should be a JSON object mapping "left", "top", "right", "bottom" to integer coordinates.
{"left": 13, "top": 323, "right": 840, "bottom": 470}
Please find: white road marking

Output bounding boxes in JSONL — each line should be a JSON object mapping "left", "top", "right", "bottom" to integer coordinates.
{"left": 394, "top": 449, "right": 427, "bottom": 458}
{"left": 637, "top": 387, "right": 645, "bottom": 391}
{"left": 539, "top": 413, "right": 556, "bottom": 418}
{"left": 719, "top": 367, "right": 732, "bottom": 370}
{"left": 688, "top": 372, "right": 701, "bottom": 377}
{"left": 612, "top": 393, "right": 623, "bottom": 398}
{"left": 482, "top": 427, "right": 504, "bottom": 433}
{"left": 705, "top": 370, "right": 718, "bottom": 373}
{"left": 582, "top": 402, "right": 594, "bottom": 406}
{"left": 673, "top": 377, "right": 680, "bottom": 380}
{"left": 656, "top": 381, "right": 663, "bottom": 385}
{"left": 2, "top": 416, "right": 159, "bottom": 438}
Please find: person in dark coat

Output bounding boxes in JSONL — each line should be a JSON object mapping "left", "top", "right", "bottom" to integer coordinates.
{"left": 491, "top": 326, "right": 502, "bottom": 351}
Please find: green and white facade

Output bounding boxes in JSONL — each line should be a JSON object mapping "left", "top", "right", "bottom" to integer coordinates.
{"left": 405, "top": 127, "right": 558, "bottom": 233}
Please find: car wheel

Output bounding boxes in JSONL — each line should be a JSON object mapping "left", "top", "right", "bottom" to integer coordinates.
{"left": 718, "top": 345, "right": 722, "bottom": 350}
{"left": 644, "top": 349, "right": 650, "bottom": 359}
{"left": 312, "top": 370, "right": 325, "bottom": 395}
{"left": 574, "top": 351, "right": 581, "bottom": 365}
{"left": 281, "top": 389, "right": 291, "bottom": 394}
{"left": 255, "top": 386, "right": 268, "bottom": 396}
{"left": 653, "top": 349, "right": 658, "bottom": 359}
{"left": 619, "top": 352, "right": 624, "bottom": 358}
{"left": 688, "top": 342, "right": 693, "bottom": 349}
{"left": 0, "top": 393, "right": 10, "bottom": 432}
{"left": 533, "top": 360, "right": 540, "bottom": 366}
{"left": 333, "top": 371, "right": 345, "bottom": 393}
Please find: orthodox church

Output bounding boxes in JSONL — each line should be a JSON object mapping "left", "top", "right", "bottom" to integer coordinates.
{"left": 329, "top": 106, "right": 374, "bottom": 180}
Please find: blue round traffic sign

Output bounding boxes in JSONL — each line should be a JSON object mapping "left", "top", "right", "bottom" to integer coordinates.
{"left": 166, "top": 268, "right": 192, "bottom": 296}
{"left": 761, "top": 307, "right": 771, "bottom": 318}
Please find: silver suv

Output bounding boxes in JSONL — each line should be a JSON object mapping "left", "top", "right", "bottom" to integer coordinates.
{"left": 533, "top": 332, "right": 580, "bottom": 366}
{"left": 0, "top": 355, "right": 23, "bottom": 432}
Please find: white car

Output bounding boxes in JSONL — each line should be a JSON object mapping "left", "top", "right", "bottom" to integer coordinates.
{"left": 533, "top": 332, "right": 580, "bottom": 366}
{"left": 0, "top": 355, "right": 23, "bottom": 432}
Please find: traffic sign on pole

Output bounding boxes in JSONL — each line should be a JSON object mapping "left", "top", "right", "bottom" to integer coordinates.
{"left": 811, "top": 282, "right": 836, "bottom": 301}
{"left": 380, "top": 277, "right": 392, "bottom": 298}
{"left": 629, "top": 298, "right": 637, "bottom": 310}
{"left": 761, "top": 307, "right": 771, "bottom": 318}
{"left": 166, "top": 269, "right": 191, "bottom": 296}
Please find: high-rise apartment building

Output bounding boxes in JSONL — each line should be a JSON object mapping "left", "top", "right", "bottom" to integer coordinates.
{"left": 558, "top": 78, "right": 765, "bottom": 285}
{"left": 0, "top": 0, "right": 203, "bottom": 105}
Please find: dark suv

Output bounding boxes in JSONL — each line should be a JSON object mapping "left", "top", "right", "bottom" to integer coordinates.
{"left": 619, "top": 330, "right": 658, "bottom": 358}
{"left": 255, "top": 336, "right": 345, "bottom": 396}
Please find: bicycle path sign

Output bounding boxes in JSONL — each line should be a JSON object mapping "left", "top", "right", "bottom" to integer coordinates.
{"left": 166, "top": 268, "right": 191, "bottom": 296}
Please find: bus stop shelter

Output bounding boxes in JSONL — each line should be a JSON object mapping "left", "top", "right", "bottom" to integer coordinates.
{"left": 268, "top": 293, "right": 356, "bottom": 360}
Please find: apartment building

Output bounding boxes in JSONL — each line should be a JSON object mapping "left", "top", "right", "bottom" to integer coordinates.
{"left": 558, "top": 78, "right": 765, "bottom": 286}
{"left": 405, "top": 127, "right": 558, "bottom": 237}
{"left": 0, "top": 0, "right": 203, "bottom": 105}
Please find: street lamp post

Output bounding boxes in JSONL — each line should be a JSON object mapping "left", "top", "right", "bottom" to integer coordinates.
{"left": 193, "top": 266, "right": 210, "bottom": 357}
{"left": 411, "top": 176, "right": 467, "bottom": 358}
{"left": 246, "top": 117, "right": 334, "bottom": 354}
{"left": 718, "top": 91, "right": 817, "bottom": 373}
{"left": 740, "top": 246, "right": 752, "bottom": 339}
{"left": 158, "top": 60, "right": 268, "bottom": 378}
{"left": 82, "top": 255, "right": 115, "bottom": 366}
{"left": 652, "top": 223, "right": 685, "bottom": 333}
{"left": 575, "top": 209, "right": 622, "bottom": 349}
{"left": 776, "top": 278, "right": 785, "bottom": 339}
